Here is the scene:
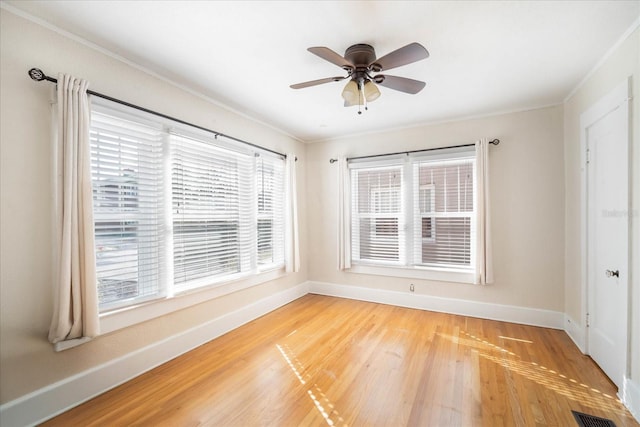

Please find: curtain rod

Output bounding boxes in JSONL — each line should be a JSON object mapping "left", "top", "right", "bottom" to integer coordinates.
{"left": 328, "top": 139, "right": 500, "bottom": 163}
{"left": 28, "top": 68, "right": 288, "bottom": 160}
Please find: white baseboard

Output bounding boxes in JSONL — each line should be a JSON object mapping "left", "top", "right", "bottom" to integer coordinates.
{"left": 0, "top": 281, "right": 310, "bottom": 427}
{"left": 623, "top": 377, "right": 640, "bottom": 423}
{"left": 309, "top": 281, "right": 564, "bottom": 329}
{"left": 563, "top": 314, "right": 586, "bottom": 353}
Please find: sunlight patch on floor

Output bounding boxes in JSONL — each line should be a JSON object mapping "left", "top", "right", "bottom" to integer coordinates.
{"left": 478, "top": 351, "right": 626, "bottom": 415}
{"left": 436, "top": 330, "right": 632, "bottom": 420}
{"left": 276, "top": 342, "right": 348, "bottom": 427}
{"left": 498, "top": 335, "right": 533, "bottom": 344}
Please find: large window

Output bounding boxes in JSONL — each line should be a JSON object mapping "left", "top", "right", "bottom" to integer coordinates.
{"left": 350, "top": 148, "right": 476, "bottom": 277}
{"left": 91, "top": 103, "right": 286, "bottom": 311}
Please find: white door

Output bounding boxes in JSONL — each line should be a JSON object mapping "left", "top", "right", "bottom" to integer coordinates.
{"left": 584, "top": 79, "right": 629, "bottom": 390}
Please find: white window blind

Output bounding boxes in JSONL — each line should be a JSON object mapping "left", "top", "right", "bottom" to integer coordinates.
{"left": 349, "top": 148, "right": 476, "bottom": 274}
{"left": 413, "top": 158, "right": 475, "bottom": 269}
{"left": 351, "top": 165, "right": 405, "bottom": 264}
{"left": 171, "top": 134, "right": 254, "bottom": 289}
{"left": 90, "top": 110, "right": 165, "bottom": 309}
{"left": 89, "top": 101, "right": 287, "bottom": 311}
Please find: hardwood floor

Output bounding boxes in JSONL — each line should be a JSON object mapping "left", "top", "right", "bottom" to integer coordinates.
{"left": 42, "top": 294, "right": 638, "bottom": 426}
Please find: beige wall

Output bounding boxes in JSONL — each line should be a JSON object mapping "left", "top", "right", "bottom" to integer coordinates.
{"left": 306, "top": 105, "right": 566, "bottom": 310}
{"left": 563, "top": 27, "right": 640, "bottom": 381}
{"left": 0, "top": 10, "right": 308, "bottom": 404}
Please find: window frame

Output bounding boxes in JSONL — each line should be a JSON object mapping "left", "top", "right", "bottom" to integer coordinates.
{"left": 350, "top": 163, "right": 405, "bottom": 267}
{"left": 90, "top": 98, "right": 288, "bottom": 324}
{"left": 255, "top": 154, "right": 285, "bottom": 271}
{"left": 90, "top": 104, "right": 168, "bottom": 311}
{"left": 347, "top": 147, "right": 477, "bottom": 284}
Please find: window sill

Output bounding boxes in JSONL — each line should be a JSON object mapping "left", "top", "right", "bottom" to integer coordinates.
{"left": 100, "top": 267, "right": 286, "bottom": 335}
{"left": 347, "top": 263, "right": 476, "bottom": 284}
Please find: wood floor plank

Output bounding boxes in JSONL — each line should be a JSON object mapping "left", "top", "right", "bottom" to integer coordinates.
{"left": 41, "top": 294, "right": 638, "bottom": 427}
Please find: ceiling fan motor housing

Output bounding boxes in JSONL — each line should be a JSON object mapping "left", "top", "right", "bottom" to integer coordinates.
{"left": 344, "top": 44, "right": 381, "bottom": 85}
{"left": 344, "top": 44, "right": 377, "bottom": 68}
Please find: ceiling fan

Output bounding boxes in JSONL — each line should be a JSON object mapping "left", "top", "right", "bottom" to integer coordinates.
{"left": 290, "top": 42, "right": 429, "bottom": 114}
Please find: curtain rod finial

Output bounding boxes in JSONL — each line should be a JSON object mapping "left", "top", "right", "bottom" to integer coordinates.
{"left": 28, "top": 68, "right": 45, "bottom": 81}
{"left": 490, "top": 139, "right": 500, "bottom": 145}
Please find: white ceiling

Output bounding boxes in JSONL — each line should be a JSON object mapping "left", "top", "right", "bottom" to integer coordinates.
{"left": 6, "top": 1, "right": 640, "bottom": 142}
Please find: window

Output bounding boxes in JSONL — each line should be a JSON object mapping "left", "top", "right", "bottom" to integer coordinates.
{"left": 349, "top": 148, "right": 476, "bottom": 279}
{"left": 171, "top": 134, "right": 250, "bottom": 290}
{"left": 351, "top": 166, "right": 404, "bottom": 263}
{"left": 256, "top": 155, "right": 285, "bottom": 267}
{"left": 91, "top": 110, "right": 165, "bottom": 307}
{"left": 91, "top": 103, "right": 286, "bottom": 311}
{"left": 413, "top": 158, "right": 474, "bottom": 268}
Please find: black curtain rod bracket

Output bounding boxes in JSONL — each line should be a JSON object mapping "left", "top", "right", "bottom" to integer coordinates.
{"left": 28, "top": 68, "right": 289, "bottom": 160}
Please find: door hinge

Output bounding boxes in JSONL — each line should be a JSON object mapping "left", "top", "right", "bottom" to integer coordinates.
{"left": 586, "top": 313, "right": 590, "bottom": 327}
{"left": 586, "top": 149, "right": 591, "bottom": 164}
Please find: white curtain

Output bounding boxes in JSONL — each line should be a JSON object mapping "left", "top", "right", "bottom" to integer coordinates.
{"left": 337, "top": 157, "right": 351, "bottom": 270}
{"left": 475, "top": 139, "right": 494, "bottom": 285}
{"left": 49, "top": 74, "right": 100, "bottom": 345}
{"left": 285, "top": 153, "right": 300, "bottom": 273}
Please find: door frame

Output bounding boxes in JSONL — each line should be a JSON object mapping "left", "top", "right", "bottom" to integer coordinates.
{"left": 579, "top": 77, "right": 631, "bottom": 389}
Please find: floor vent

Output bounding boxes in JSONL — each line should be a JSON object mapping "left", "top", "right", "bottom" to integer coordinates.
{"left": 572, "top": 410, "right": 616, "bottom": 427}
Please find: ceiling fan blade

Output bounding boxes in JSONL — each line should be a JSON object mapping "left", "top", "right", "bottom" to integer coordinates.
{"left": 370, "top": 42, "right": 429, "bottom": 72}
{"left": 308, "top": 47, "right": 355, "bottom": 70}
{"left": 290, "top": 76, "right": 347, "bottom": 89}
{"left": 375, "top": 75, "right": 426, "bottom": 94}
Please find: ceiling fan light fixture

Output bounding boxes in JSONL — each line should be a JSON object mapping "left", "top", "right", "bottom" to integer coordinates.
{"left": 341, "top": 79, "right": 359, "bottom": 104}
{"left": 343, "top": 95, "right": 363, "bottom": 107}
{"left": 343, "top": 98, "right": 357, "bottom": 107}
{"left": 364, "top": 81, "right": 380, "bottom": 103}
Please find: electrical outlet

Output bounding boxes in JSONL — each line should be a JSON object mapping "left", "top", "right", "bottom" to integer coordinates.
{"left": 409, "top": 283, "right": 415, "bottom": 292}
